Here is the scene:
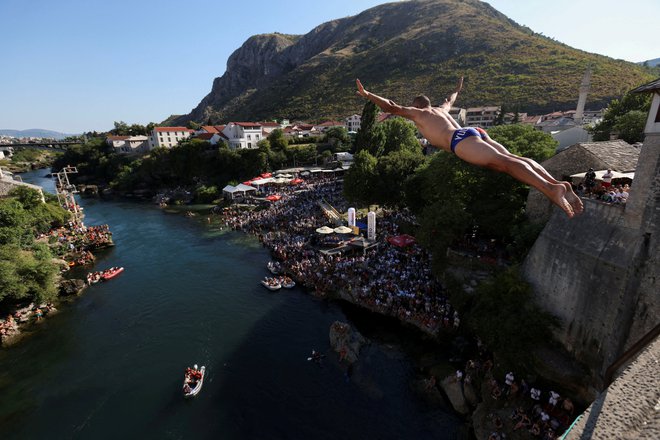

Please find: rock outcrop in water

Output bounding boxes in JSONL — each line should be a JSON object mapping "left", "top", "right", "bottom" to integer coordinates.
{"left": 329, "top": 321, "right": 367, "bottom": 364}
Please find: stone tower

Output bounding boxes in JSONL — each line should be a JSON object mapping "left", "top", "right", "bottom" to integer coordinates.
{"left": 522, "top": 78, "right": 660, "bottom": 386}
{"left": 574, "top": 66, "right": 592, "bottom": 124}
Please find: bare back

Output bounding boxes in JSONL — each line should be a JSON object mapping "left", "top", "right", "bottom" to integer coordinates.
{"left": 406, "top": 106, "right": 460, "bottom": 152}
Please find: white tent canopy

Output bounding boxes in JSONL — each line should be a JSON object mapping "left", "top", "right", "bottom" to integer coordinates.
{"left": 570, "top": 170, "right": 633, "bottom": 181}
{"left": 250, "top": 177, "right": 274, "bottom": 186}
{"left": 315, "top": 226, "right": 335, "bottom": 234}
{"left": 235, "top": 183, "right": 257, "bottom": 192}
{"left": 333, "top": 226, "right": 353, "bottom": 234}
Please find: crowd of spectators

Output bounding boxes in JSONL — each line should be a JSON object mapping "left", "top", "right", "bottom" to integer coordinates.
{"left": 218, "top": 177, "right": 458, "bottom": 335}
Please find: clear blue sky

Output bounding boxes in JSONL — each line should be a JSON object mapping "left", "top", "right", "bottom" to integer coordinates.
{"left": 1, "top": 0, "right": 657, "bottom": 134}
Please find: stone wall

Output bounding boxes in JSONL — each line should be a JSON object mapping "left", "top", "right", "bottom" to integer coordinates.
{"left": 0, "top": 177, "right": 45, "bottom": 201}
{"left": 523, "top": 133, "right": 659, "bottom": 385}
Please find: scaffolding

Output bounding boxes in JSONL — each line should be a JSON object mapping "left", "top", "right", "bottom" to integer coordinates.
{"left": 53, "top": 166, "right": 84, "bottom": 227}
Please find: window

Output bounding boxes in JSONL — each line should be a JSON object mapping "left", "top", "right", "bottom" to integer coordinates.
{"left": 247, "top": 134, "right": 251, "bottom": 140}
{"left": 256, "top": 135, "right": 260, "bottom": 140}
{"left": 248, "top": 142, "right": 252, "bottom": 148}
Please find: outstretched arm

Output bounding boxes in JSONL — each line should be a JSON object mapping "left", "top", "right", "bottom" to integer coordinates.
{"left": 356, "top": 79, "right": 418, "bottom": 119}
{"left": 441, "top": 76, "right": 463, "bottom": 110}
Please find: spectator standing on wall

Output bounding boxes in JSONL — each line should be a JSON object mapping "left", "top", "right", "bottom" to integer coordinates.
{"left": 602, "top": 169, "right": 614, "bottom": 189}
{"left": 584, "top": 168, "right": 597, "bottom": 195}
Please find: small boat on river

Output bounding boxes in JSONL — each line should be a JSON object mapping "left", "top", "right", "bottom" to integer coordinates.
{"left": 261, "top": 277, "right": 282, "bottom": 291}
{"left": 101, "top": 267, "right": 124, "bottom": 281}
{"left": 267, "top": 261, "right": 281, "bottom": 275}
{"left": 280, "top": 276, "right": 295, "bottom": 289}
{"left": 183, "top": 364, "right": 205, "bottom": 398}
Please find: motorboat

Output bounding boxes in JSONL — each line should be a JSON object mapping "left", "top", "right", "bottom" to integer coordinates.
{"left": 183, "top": 364, "right": 206, "bottom": 398}
{"left": 101, "top": 267, "right": 124, "bottom": 281}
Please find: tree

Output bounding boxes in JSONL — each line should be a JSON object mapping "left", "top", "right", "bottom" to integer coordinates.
{"left": 374, "top": 149, "right": 426, "bottom": 206}
{"left": 354, "top": 101, "right": 385, "bottom": 156}
{"left": 9, "top": 186, "right": 42, "bottom": 210}
{"left": 613, "top": 110, "right": 647, "bottom": 144}
{"left": 380, "top": 118, "right": 421, "bottom": 155}
{"left": 590, "top": 92, "right": 651, "bottom": 141}
{"left": 486, "top": 124, "right": 557, "bottom": 162}
{"left": 268, "top": 129, "right": 289, "bottom": 151}
{"left": 112, "top": 121, "right": 129, "bottom": 136}
{"left": 343, "top": 150, "right": 378, "bottom": 205}
{"left": 325, "top": 126, "right": 351, "bottom": 152}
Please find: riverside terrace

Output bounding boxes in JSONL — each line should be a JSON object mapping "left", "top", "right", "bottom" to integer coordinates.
{"left": 218, "top": 177, "right": 459, "bottom": 336}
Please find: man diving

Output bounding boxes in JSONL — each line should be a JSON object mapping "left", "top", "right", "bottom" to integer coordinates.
{"left": 355, "top": 77, "right": 583, "bottom": 218}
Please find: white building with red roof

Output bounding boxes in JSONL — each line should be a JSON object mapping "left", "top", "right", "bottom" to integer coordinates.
{"left": 221, "top": 122, "right": 263, "bottom": 149}
{"left": 149, "top": 127, "right": 194, "bottom": 149}
{"left": 345, "top": 114, "right": 361, "bottom": 132}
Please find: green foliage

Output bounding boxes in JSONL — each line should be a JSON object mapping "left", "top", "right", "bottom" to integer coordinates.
{"left": 486, "top": 124, "right": 557, "bottom": 161}
{"left": 459, "top": 268, "right": 559, "bottom": 370}
{"left": 374, "top": 149, "right": 427, "bottom": 207}
{"left": 0, "top": 192, "right": 68, "bottom": 304}
{"left": 268, "top": 129, "right": 289, "bottom": 151}
{"left": 111, "top": 121, "right": 155, "bottom": 136}
{"left": 0, "top": 246, "right": 59, "bottom": 304}
{"left": 9, "top": 186, "right": 42, "bottom": 209}
{"left": 343, "top": 150, "right": 378, "bottom": 205}
{"left": 354, "top": 101, "right": 385, "bottom": 156}
{"left": 590, "top": 92, "right": 651, "bottom": 141}
{"left": 10, "top": 148, "right": 41, "bottom": 163}
{"left": 324, "top": 126, "right": 352, "bottom": 152}
{"left": 194, "top": 185, "right": 219, "bottom": 203}
{"left": 613, "top": 110, "right": 647, "bottom": 144}
{"left": 380, "top": 118, "right": 421, "bottom": 155}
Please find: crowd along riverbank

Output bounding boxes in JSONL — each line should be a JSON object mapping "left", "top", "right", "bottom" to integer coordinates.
{"left": 0, "top": 168, "right": 466, "bottom": 439}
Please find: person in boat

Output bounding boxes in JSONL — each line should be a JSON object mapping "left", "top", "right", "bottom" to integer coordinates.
{"left": 355, "top": 77, "right": 583, "bottom": 218}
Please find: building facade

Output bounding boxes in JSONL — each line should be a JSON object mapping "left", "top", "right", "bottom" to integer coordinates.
{"left": 465, "top": 106, "right": 501, "bottom": 127}
{"left": 221, "top": 122, "right": 262, "bottom": 149}
{"left": 149, "top": 127, "right": 194, "bottom": 149}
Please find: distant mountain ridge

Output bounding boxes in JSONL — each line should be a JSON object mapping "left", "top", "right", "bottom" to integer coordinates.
{"left": 0, "top": 129, "right": 73, "bottom": 140}
{"left": 168, "top": 0, "right": 653, "bottom": 126}
{"left": 640, "top": 57, "right": 660, "bottom": 67}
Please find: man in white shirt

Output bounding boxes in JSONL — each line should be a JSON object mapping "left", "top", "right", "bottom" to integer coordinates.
{"left": 602, "top": 169, "right": 614, "bottom": 189}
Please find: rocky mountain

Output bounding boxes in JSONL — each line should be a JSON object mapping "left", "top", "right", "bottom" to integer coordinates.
{"left": 0, "top": 129, "right": 73, "bottom": 140}
{"left": 168, "top": 0, "right": 653, "bottom": 125}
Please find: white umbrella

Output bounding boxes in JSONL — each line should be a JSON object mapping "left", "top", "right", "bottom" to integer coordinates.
{"left": 333, "top": 226, "right": 353, "bottom": 234}
{"left": 315, "top": 226, "right": 335, "bottom": 234}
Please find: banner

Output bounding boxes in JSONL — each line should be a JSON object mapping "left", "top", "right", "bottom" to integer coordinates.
{"left": 367, "top": 211, "right": 376, "bottom": 241}
{"left": 347, "top": 207, "right": 356, "bottom": 227}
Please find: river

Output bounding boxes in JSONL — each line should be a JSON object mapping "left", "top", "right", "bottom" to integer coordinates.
{"left": 0, "top": 169, "right": 462, "bottom": 439}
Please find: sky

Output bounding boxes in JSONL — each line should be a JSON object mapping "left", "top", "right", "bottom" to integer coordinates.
{"left": 0, "top": 0, "right": 658, "bottom": 134}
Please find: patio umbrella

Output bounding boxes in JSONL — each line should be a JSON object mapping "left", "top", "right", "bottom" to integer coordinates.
{"left": 315, "top": 226, "right": 335, "bottom": 234}
{"left": 290, "top": 178, "right": 304, "bottom": 185}
{"left": 333, "top": 226, "right": 353, "bottom": 234}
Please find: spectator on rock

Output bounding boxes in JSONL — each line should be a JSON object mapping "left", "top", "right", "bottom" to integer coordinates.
{"left": 549, "top": 390, "right": 560, "bottom": 407}
{"left": 530, "top": 387, "right": 541, "bottom": 401}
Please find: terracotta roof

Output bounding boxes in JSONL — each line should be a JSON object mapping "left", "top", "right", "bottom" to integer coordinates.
{"left": 215, "top": 125, "right": 226, "bottom": 132}
{"left": 631, "top": 78, "right": 660, "bottom": 93}
{"left": 196, "top": 133, "right": 215, "bottom": 140}
{"left": 154, "top": 127, "right": 193, "bottom": 133}
{"left": 233, "top": 122, "right": 261, "bottom": 128}
{"left": 258, "top": 121, "right": 280, "bottom": 127}
{"left": 201, "top": 125, "right": 219, "bottom": 133}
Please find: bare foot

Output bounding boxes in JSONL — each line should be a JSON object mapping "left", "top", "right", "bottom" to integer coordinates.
{"left": 547, "top": 184, "right": 575, "bottom": 218}
{"left": 562, "top": 182, "right": 584, "bottom": 215}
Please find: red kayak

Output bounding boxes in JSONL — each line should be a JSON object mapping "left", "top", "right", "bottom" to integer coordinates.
{"left": 101, "top": 267, "right": 124, "bottom": 281}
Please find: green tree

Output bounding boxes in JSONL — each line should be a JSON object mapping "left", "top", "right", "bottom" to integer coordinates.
{"left": 9, "top": 186, "right": 43, "bottom": 209}
{"left": 325, "top": 126, "right": 351, "bottom": 152}
{"left": 343, "top": 150, "right": 378, "bottom": 205}
{"left": 590, "top": 92, "right": 651, "bottom": 141}
{"left": 380, "top": 118, "right": 421, "bottom": 155}
{"left": 374, "top": 149, "right": 426, "bottom": 206}
{"left": 613, "top": 110, "right": 647, "bottom": 144}
{"left": 354, "top": 101, "right": 385, "bottom": 156}
{"left": 268, "top": 129, "right": 289, "bottom": 151}
{"left": 486, "top": 124, "right": 557, "bottom": 162}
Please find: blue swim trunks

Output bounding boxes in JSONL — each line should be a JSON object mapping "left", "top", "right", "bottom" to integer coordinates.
{"left": 450, "top": 127, "right": 482, "bottom": 153}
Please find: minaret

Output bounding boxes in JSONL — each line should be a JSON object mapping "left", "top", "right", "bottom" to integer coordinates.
{"left": 574, "top": 66, "right": 591, "bottom": 124}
